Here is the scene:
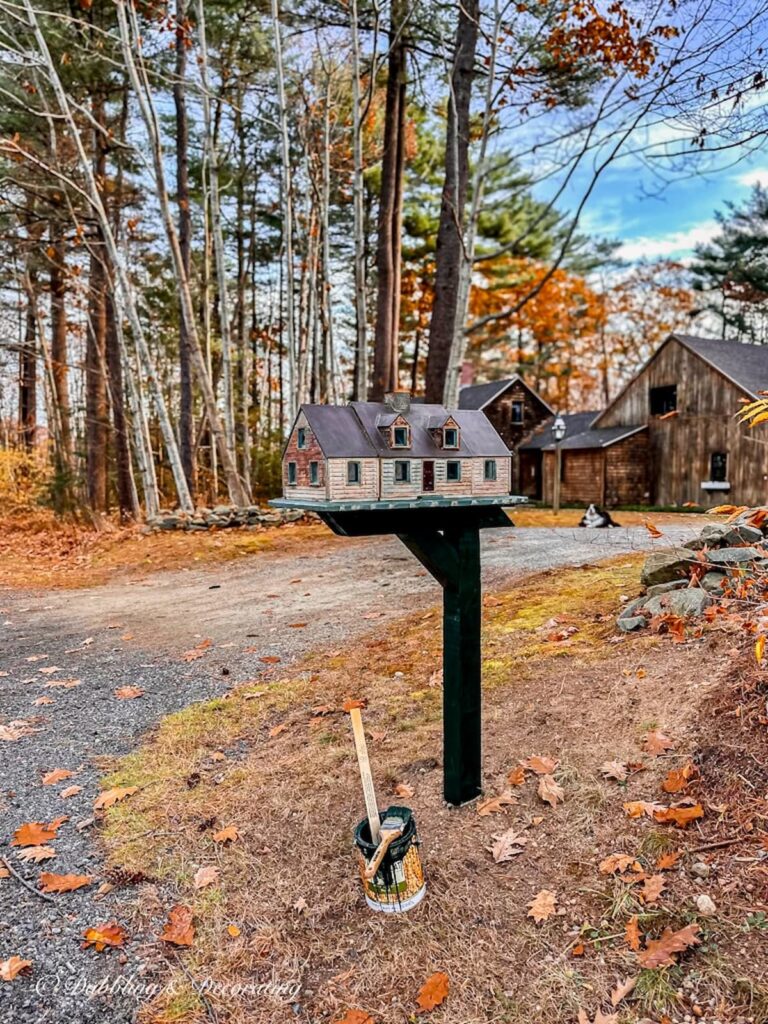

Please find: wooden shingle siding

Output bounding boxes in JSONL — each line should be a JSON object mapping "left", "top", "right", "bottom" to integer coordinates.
{"left": 326, "top": 458, "right": 379, "bottom": 500}
{"left": 596, "top": 337, "right": 768, "bottom": 507}
{"left": 471, "top": 457, "right": 511, "bottom": 495}
{"left": 380, "top": 458, "right": 423, "bottom": 499}
{"left": 605, "top": 432, "right": 649, "bottom": 505}
{"left": 540, "top": 436, "right": 647, "bottom": 506}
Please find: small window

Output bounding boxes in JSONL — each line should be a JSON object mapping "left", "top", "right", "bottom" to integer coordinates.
{"left": 446, "top": 460, "right": 461, "bottom": 481}
{"left": 393, "top": 425, "right": 410, "bottom": 448}
{"left": 484, "top": 459, "right": 497, "bottom": 481}
{"left": 511, "top": 401, "right": 524, "bottom": 424}
{"left": 347, "top": 461, "right": 361, "bottom": 484}
{"left": 443, "top": 427, "right": 459, "bottom": 448}
{"left": 710, "top": 452, "right": 727, "bottom": 482}
{"left": 394, "top": 460, "right": 410, "bottom": 483}
{"left": 650, "top": 385, "right": 677, "bottom": 416}
{"left": 309, "top": 461, "right": 319, "bottom": 485}
{"left": 297, "top": 427, "right": 307, "bottom": 449}
{"left": 287, "top": 461, "right": 297, "bottom": 485}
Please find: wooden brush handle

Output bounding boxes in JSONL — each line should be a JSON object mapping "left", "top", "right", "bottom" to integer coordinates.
{"left": 364, "top": 828, "right": 403, "bottom": 880}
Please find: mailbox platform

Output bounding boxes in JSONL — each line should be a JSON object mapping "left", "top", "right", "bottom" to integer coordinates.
{"left": 270, "top": 495, "right": 526, "bottom": 805}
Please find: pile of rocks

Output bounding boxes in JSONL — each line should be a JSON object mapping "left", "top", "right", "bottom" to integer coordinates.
{"left": 145, "top": 505, "right": 309, "bottom": 532}
{"left": 618, "top": 511, "right": 768, "bottom": 632}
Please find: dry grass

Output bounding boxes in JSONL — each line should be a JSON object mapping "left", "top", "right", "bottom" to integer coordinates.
{"left": 509, "top": 508, "right": 709, "bottom": 529}
{"left": 0, "top": 510, "right": 331, "bottom": 589}
{"left": 96, "top": 557, "right": 768, "bottom": 1024}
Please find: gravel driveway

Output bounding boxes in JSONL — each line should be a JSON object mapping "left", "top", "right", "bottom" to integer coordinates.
{"left": 0, "top": 521, "right": 701, "bottom": 1023}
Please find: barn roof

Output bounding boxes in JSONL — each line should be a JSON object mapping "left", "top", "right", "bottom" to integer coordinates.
{"left": 519, "top": 413, "right": 646, "bottom": 452}
{"left": 519, "top": 411, "right": 599, "bottom": 450}
{"left": 675, "top": 334, "right": 768, "bottom": 396}
{"left": 292, "top": 402, "right": 510, "bottom": 459}
{"left": 458, "top": 375, "right": 555, "bottom": 414}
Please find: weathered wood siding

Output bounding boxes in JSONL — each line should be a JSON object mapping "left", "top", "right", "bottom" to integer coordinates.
{"left": 379, "top": 458, "right": 423, "bottom": 499}
{"left": 482, "top": 382, "right": 552, "bottom": 492}
{"left": 470, "top": 456, "right": 511, "bottom": 495}
{"left": 595, "top": 337, "right": 768, "bottom": 507}
{"left": 283, "top": 412, "right": 327, "bottom": 499}
{"left": 541, "top": 433, "right": 649, "bottom": 506}
{"left": 326, "top": 458, "right": 379, "bottom": 500}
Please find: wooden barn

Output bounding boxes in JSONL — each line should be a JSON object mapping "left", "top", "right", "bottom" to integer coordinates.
{"left": 458, "top": 375, "right": 554, "bottom": 493}
{"left": 594, "top": 332, "right": 768, "bottom": 508}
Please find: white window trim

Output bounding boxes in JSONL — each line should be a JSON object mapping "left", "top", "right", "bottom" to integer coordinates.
{"left": 443, "top": 427, "right": 459, "bottom": 449}
{"left": 392, "top": 425, "right": 411, "bottom": 448}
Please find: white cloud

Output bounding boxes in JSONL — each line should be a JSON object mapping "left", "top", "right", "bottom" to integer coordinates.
{"left": 735, "top": 167, "right": 768, "bottom": 189}
{"left": 615, "top": 220, "right": 719, "bottom": 262}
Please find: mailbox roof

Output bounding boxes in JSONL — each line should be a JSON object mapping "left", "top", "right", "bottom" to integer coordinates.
{"left": 297, "top": 402, "right": 509, "bottom": 458}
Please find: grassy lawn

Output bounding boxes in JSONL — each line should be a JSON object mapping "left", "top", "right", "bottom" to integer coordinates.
{"left": 98, "top": 557, "right": 768, "bottom": 1024}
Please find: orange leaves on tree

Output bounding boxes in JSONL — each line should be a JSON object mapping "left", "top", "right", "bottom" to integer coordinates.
{"left": 415, "top": 971, "right": 449, "bottom": 1012}
{"left": 637, "top": 923, "right": 701, "bottom": 968}
{"left": 39, "top": 872, "right": 93, "bottom": 893}
{"left": 0, "top": 956, "right": 32, "bottom": 982}
{"left": 161, "top": 905, "right": 195, "bottom": 946}
{"left": 82, "top": 923, "right": 127, "bottom": 952}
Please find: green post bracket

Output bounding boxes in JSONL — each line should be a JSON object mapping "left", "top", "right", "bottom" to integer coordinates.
{"left": 270, "top": 496, "right": 521, "bottom": 805}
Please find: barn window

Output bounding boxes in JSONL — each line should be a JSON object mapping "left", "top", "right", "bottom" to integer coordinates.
{"left": 443, "top": 427, "right": 459, "bottom": 448}
{"left": 649, "top": 385, "right": 677, "bottom": 416}
{"left": 511, "top": 401, "right": 524, "bottom": 424}
{"left": 309, "top": 461, "right": 319, "bottom": 485}
{"left": 297, "top": 427, "right": 307, "bottom": 448}
{"left": 392, "top": 425, "right": 411, "bottom": 448}
{"left": 287, "top": 461, "right": 297, "bottom": 485}
{"left": 394, "top": 460, "right": 411, "bottom": 483}
{"left": 484, "top": 459, "right": 497, "bottom": 481}
{"left": 347, "top": 461, "right": 361, "bottom": 484}
{"left": 446, "top": 460, "right": 461, "bottom": 481}
{"left": 710, "top": 452, "right": 728, "bottom": 482}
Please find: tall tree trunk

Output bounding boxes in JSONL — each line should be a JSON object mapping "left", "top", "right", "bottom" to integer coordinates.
{"left": 20, "top": 263, "right": 37, "bottom": 451}
{"left": 85, "top": 94, "right": 109, "bottom": 512}
{"left": 174, "top": 0, "right": 195, "bottom": 498}
{"left": 350, "top": 0, "right": 368, "bottom": 400}
{"left": 234, "top": 97, "right": 252, "bottom": 497}
{"left": 49, "top": 223, "right": 73, "bottom": 472}
{"left": 424, "top": 0, "right": 479, "bottom": 404}
{"left": 371, "top": 0, "right": 407, "bottom": 400}
{"left": 105, "top": 285, "right": 136, "bottom": 518}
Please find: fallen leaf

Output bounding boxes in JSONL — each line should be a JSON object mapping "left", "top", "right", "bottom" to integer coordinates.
{"left": 287, "top": 622, "right": 307, "bottom": 629}
{"left": 623, "top": 801, "right": 665, "bottom": 819}
{"left": 416, "top": 971, "right": 449, "bottom": 1012}
{"left": 477, "top": 791, "right": 518, "bottom": 815}
{"left": 39, "top": 872, "right": 92, "bottom": 893}
{"left": 756, "top": 635, "right": 766, "bottom": 664}
{"left": 0, "top": 866, "right": 9, "bottom": 879}
{"left": 194, "top": 866, "right": 220, "bottom": 890}
{"left": 486, "top": 828, "right": 528, "bottom": 863}
{"left": 661, "top": 762, "right": 697, "bottom": 794}
{"left": 44, "top": 678, "right": 82, "bottom": 689}
{"left": 653, "top": 801, "right": 704, "bottom": 828}
{"left": 181, "top": 639, "right": 213, "bottom": 662}
{"left": 16, "top": 846, "right": 56, "bottom": 863}
{"left": 42, "top": 769, "right": 74, "bottom": 786}
{"left": 641, "top": 874, "right": 666, "bottom": 904}
{"left": 60, "top": 785, "right": 82, "bottom": 799}
{"left": 114, "top": 686, "right": 144, "bottom": 700}
{"left": 334, "top": 1011, "right": 374, "bottom": 1024}
{"left": 524, "top": 755, "right": 558, "bottom": 775}
{"left": 642, "top": 730, "right": 675, "bottom": 755}
{"left": 643, "top": 520, "right": 663, "bottom": 539}
{"left": 213, "top": 825, "right": 239, "bottom": 844}
{"left": 33, "top": 696, "right": 53, "bottom": 706}
{"left": 599, "top": 761, "right": 628, "bottom": 783}
{"left": 82, "top": 923, "right": 127, "bottom": 952}
{"left": 393, "top": 783, "right": 415, "bottom": 798}
{"left": 610, "top": 976, "right": 638, "bottom": 1007}
{"left": 655, "top": 850, "right": 682, "bottom": 871}
{"left": 537, "top": 774, "right": 564, "bottom": 808}
{"left": 0, "top": 956, "right": 32, "bottom": 981}
{"left": 226, "top": 924, "right": 241, "bottom": 938}
{"left": 161, "top": 905, "right": 195, "bottom": 946}
{"left": 637, "top": 923, "right": 700, "bottom": 968}
{"left": 599, "top": 854, "right": 642, "bottom": 875}
{"left": 625, "top": 915, "right": 641, "bottom": 951}
{"left": 527, "top": 889, "right": 557, "bottom": 923}
{"left": 94, "top": 787, "right": 138, "bottom": 810}
{"left": 269, "top": 723, "right": 288, "bottom": 738}
{"left": 26, "top": 654, "right": 48, "bottom": 662}
{"left": 12, "top": 819, "right": 66, "bottom": 847}
{"left": 507, "top": 765, "right": 526, "bottom": 786}
{"left": 0, "top": 720, "right": 42, "bottom": 741}
{"left": 259, "top": 655, "right": 281, "bottom": 664}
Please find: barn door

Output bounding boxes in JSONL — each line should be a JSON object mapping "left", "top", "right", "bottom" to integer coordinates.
{"left": 423, "top": 460, "right": 435, "bottom": 492}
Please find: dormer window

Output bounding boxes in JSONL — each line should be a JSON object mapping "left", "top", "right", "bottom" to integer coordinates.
{"left": 443, "top": 427, "right": 459, "bottom": 449}
{"left": 392, "top": 425, "right": 410, "bottom": 448}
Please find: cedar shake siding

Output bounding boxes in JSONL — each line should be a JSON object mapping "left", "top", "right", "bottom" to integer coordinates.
{"left": 326, "top": 458, "right": 379, "bottom": 500}
{"left": 595, "top": 334, "right": 768, "bottom": 508}
{"left": 541, "top": 431, "right": 649, "bottom": 506}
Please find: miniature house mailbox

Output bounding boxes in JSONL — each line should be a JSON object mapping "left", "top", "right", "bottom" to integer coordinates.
{"left": 271, "top": 393, "right": 525, "bottom": 805}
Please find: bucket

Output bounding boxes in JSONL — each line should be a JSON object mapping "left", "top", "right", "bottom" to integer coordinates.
{"left": 354, "top": 805, "right": 426, "bottom": 913}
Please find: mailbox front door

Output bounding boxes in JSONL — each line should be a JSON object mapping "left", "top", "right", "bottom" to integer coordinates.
{"left": 423, "top": 460, "right": 435, "bottom": 492}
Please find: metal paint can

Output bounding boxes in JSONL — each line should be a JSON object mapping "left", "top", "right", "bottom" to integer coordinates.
{"left": 354, "top": 805, "right": 426, "bottom": 913}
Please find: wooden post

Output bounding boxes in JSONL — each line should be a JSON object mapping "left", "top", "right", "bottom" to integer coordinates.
{"left": 553, "top": 441, "right": 562, "bottom": 516}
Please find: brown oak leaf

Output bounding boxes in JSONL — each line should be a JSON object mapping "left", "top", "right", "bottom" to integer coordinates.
{"left": 477, "top": 791, "right": 518, "bottom": 815}
{"left": 537, "top": 774, "right": 564, "bottom": 807}
{"left": 0, "top": 956, "right": 32, "bottom": 981}
{"left": 39, "top": 872, "right": 92, "bottom": 893}
{"left": 642, "top": 730, "right": 675, "bottom": 755}
{"left": 94, "top": 787, "right": 138, "bottom": 811}
{"left": 486, "top": 828, "right": 528, "bottom": 863}
{"left": 415, "top": 971, "right": 449, "bottom": 1012}
{"left": 213, "top": 825, "right": 239, "bottom": 844}
{"left": 16, "top": 845, "right": 56, "bottom": 864}
{"left": 82, "top": 923, "right": 127, "bottom": 952}
{"left": 161, "top": 905, "right": 195, "bottom": 946}
{"left": 527, "top": 889, "right": 557, "bottom": 923}
{"left": 637, "top": 923, "right": 700, "bottom": 968}
{"left": 524, "top": 755, "right": 558, "bottom": 775}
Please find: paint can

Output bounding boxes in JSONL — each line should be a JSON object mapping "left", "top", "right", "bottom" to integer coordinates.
{"left": 354, "top": 805, "right": 426, "bottom": 913}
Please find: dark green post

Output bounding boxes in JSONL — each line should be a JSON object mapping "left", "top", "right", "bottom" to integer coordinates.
{"left": 441, "top": 527, "right": 482, "bottom": 805}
